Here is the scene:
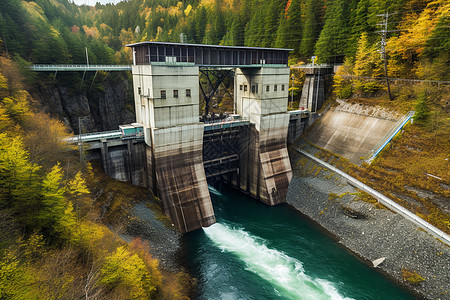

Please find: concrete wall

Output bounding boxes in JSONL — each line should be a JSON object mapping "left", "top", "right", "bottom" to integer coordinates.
{"left": 85, "top": 139, "right": 148, "bottom": 187}
{"left": 298, "top": 68, "right": 333, "bottom": 112}
{"left": 236, "top": 67, "right": 292, "bottom": 205}
{"left": 132, "top": 65, "right": 215, "bottom": 233}
{"left": 306, "top": 104, "right": 400, "bottom": 164}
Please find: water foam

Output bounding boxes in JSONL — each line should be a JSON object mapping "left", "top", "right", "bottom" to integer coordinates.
{"left": 204, "top": 223, "right": 354, "bottom": 300}
{"left": 208, "top": 186, "right": 223, "bottom": 196}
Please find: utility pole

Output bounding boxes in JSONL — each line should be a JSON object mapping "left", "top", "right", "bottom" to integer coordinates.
{"left": 377, "top": 12, "right": 396, "bottom": 101}
{"left": 290, "top": 75, "right": 294, "bottom": 109}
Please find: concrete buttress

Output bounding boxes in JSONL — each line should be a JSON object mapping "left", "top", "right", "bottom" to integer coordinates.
{"left": 132, "top": 65, "right": 215, "bottom": 233}
{"left": 235, "top": 67, "right": 293, "bottom": 205}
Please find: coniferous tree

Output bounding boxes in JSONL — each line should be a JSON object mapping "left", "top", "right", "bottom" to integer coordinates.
{"left": 299, "top": 0, "right": 323, "bottom": 58}
{"left": 284, "top": 0, "right": 303, "bottom": 55}
{"left": 274, "top": 10, "right": 288, "bottom": 48}
{"left": 244, "top": 4, "right": 264, "bottom": 47}
{"left": 262, "top": 0, "right": 281, "bottom": 47}
{"left": 196, "top": 6, "right": 207, "bottom": 43}
{"left": 315, "top": 0, "right": 350, "bottom": 63}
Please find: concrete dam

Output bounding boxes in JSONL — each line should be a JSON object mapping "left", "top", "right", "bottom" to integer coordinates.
{"left": 76, "top": 42, "right": 320, "bottom": 233}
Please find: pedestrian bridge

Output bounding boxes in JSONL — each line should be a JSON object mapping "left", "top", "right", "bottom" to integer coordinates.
{"left": 31, "top": 64, "right": 132, "bottom": 71}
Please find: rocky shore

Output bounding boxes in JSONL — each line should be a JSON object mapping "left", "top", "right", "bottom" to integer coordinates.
{"left": 125, "top": 202, "right": 182, "bottom": 272}
{"left": 287, "top": 147, "right": 450, "bottom": 300}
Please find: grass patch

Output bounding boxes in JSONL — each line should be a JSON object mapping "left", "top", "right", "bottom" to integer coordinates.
{"left": 351, "top": 191, "right": 388, "bottom": 210}
{"left": 328, "top": 192, "right": 349, "bottom": 202}
{"left": 402, "top": 268, "right": 425, "bottom": 286}
{"left": 302, "top": 130, "right": 449, "bottom": 233}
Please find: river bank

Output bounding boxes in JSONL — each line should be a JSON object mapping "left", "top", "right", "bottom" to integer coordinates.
{"left": 287, "top": 145, "right": 450, "bottom": 300}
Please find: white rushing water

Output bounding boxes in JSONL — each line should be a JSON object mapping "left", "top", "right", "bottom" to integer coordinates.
{"left": 204, "top": 223, "right": 354, "bottom": 300}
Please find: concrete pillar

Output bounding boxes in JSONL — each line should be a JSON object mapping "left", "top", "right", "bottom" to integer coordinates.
{"left": 299, "top": 67, "right": 333, "bottom": 112}
{"left": 132, "top": 65, "right": 215, "bottom": 233}
{"left": 235, "top": 67, "right": 292, "bottom": 206}
{"left": 100, "top": 139, "right": 109, "bottom": 176}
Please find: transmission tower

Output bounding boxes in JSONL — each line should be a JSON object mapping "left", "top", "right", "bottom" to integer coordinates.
{"left": 377, "top": 12, "right": 397, "bottom": 101}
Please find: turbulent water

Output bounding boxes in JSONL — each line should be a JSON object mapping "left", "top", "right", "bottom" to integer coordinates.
{"left": 182, "top": 187, "right": 414, "bottom": 300}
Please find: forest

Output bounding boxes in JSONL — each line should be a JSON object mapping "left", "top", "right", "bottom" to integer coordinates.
{"left": 0, "top": 0, "right": 448, "bottom": 79}
{"left": 0, "top": 0, "right": 449, "bottom": 298}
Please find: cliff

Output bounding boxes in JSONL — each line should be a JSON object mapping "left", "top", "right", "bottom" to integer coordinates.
{"left": 32, "top": 74, "right": 135, "bottom": 133}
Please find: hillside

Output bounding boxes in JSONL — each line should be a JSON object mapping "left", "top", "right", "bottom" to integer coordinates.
{"left": 0, "top": 56, "right": 192, "bottom": 299}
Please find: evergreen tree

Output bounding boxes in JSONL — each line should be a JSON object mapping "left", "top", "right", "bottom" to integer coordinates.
{"left": 195, "top": 6, "right": 207, "bottom": 43}
{"left": 244, "top": 4, "right": 264, "bottom": 47}
{"left": 284, "top": 0, "right": 303, "bottom": 55}
{"left": 262, "top": 0, "right": 281, "bottom": 47}
{"left": 315, "top": 0, "right": 350, "bottom": 63}
{"left": 299, "top": 0, "right": 323, "bottom": 58}
{"left": 274, "top": 10, "right": 288, "bottom": 48}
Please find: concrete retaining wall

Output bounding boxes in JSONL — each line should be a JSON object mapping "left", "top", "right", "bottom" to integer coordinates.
{"left": 307, "top": 104, "right": 400, "bottom": 164}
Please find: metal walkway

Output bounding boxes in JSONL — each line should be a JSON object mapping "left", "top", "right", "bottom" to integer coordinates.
{"left": 66, "top": 120, "right": 252, "bottom": 144}
{"left": 31, "top": 64, "right": 132, "bottom": 71}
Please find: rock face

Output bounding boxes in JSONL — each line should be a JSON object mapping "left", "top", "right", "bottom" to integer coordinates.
{"left": 32, "top": 76, "right": 135, "bottom": 133}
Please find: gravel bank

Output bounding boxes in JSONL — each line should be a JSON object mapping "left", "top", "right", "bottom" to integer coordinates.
{"left": 126, "top": 202, "right": 182, "bottom": 272}
{"left": 287, "top": 148, "right": 450, "bottom": 300}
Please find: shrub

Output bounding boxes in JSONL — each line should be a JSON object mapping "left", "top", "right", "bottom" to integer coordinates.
{"left": 414, "top": 93, "right": 430, "bottom": 125}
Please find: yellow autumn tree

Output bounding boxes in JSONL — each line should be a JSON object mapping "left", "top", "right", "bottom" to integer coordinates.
{"left": 353, "top": 32, "right": 384, "bottom": 94}
{"left": 100, "top": 246, "right": 158, "bottom": 298}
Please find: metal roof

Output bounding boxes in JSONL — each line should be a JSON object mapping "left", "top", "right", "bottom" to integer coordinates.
{"left": 126, "top": 41, "right": 293, "bottom": 52}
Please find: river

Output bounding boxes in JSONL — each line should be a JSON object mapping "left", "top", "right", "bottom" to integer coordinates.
{"left": 181, "top": 186, "right": 415, "bottom": 300}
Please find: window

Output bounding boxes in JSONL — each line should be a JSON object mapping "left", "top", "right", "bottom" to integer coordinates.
{"left": 274, "top": 85, "right": 277, "bottom": 91}
{"left": 266, "top": 85, "right": 270, "bottom": 92}
{"left": 173, "top": 90, "right": 178, "bottom": 98}
{"left": 256, "top": 85, "right": 258, "bottom": 93}
{"left": 138, "top": 87, "right": 142, "bottom": 95}
{"left": 252, "top": 85, "right": 255, "bottom": 93}
{"left": 240, "top": 85, "right": 243, "bottom": 91}
{"left": 186, "top": 89, "right": 191, "bottom": 97}
{"left": 160, "top": 90, "right": 166, "bottom": 99}
{"left": 244, "top": 85, "right": 248, "bottom": 92}
{"left": 281, "top": 84, "right": 285, "bottom": 91}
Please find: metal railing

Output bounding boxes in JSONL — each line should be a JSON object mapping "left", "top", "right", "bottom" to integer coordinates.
{"left": 336, "top": 74, "right": 450, "bottom": 86}
{"left": 297, "top": 149, "right": 450, "bottom": 246}
{"left": 366, "top": 111, "right": 415, "bottom": 163}
{"left": 31, "top": 64, "right": 132, "bottom": 71}
{"left": 65, "top": 130, "right": 122, "bottom": 144}
{"left": 291, "top": 64, "right": 334, "bottom": 69}
{"left": 204, "top": 118, "right": 251, "bottom": 131}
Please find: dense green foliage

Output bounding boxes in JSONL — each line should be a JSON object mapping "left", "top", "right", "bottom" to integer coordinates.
{"left": 0, "top": 0, "right": 448, "bottom": 72}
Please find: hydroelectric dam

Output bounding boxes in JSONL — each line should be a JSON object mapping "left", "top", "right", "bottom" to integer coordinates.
{"left": 57, "top": 42, "right": 330, "bottom": 233}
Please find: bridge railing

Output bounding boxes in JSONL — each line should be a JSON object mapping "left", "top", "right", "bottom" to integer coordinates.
{"left": 203, "top": 118, "right": 251, "bottom": 131}
{"left": 31, "top": 64, "right": 132, "bottom": 71}
{"left": 291, "top": 64, "right": 335, "bottom": 69}
{"left": 65, "top": 130, "right": 122, "bottom": 144}
{"left": 366, "top": 111, "right": 415, "bottom": 163}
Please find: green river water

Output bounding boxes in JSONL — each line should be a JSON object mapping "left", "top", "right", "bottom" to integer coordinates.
{"left": 182, "top": 187, "right": 415, "bottom": 300}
